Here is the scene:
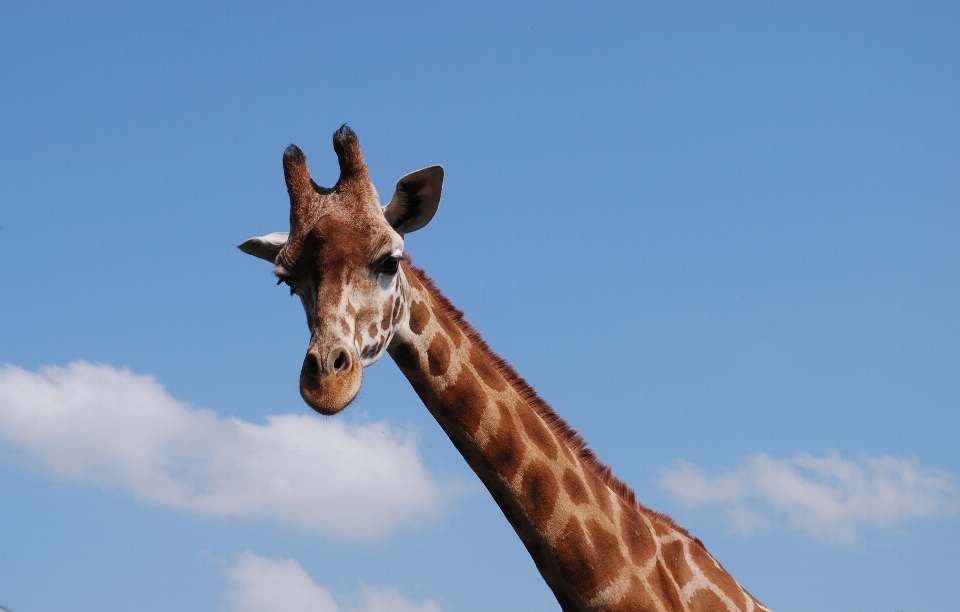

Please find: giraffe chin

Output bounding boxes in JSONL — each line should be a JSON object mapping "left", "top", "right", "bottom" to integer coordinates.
{"left": 299, "top": 367, "right": 363, "bottom": 416}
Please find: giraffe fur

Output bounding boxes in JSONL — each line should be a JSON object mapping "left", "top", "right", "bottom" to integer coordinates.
{"left": 240, "top": 125, "right": 772, "bottom": 612}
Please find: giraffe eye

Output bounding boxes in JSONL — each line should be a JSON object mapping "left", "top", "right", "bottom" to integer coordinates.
{"left": 378, "top": 256, "right": 401, "bottom": 276}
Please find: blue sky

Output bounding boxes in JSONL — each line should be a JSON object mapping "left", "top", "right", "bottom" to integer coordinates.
{"left": 1, "top": 2, "right": 958, "bottom": 611}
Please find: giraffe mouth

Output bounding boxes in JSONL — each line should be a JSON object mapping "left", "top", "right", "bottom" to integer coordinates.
{"left": 299, "top": 347, "right": 364, "bottom": 415}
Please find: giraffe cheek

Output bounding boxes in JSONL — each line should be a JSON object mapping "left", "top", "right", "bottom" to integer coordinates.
{"left": 381, "top": 296, "right": 396, "bottom": 330}
{"left": 359, "top": 333, "right": 389, "bottom": 365}
{"left": 391, "top": 294, "right": 402, "bottom": 322}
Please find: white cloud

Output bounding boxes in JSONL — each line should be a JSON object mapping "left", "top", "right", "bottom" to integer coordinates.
{"left": 0, "top": 361, "right": 451, "bottom": 540}
{"left": 225, "top": 551, "right": 441, "bottom": 612}
{"left": 659, "top": 451, "right": 959, "bottom": 543}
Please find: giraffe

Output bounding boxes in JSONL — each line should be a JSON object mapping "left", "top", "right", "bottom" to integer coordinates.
{"left": 240, "top": 125, "right": 772, "bottom": 612}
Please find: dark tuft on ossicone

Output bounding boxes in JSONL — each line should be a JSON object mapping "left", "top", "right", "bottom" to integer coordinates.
{"left": 333, "top": 124, "right": 357, "bottom": 148}
{"left": 283, "top": 144, "right": 305, "bottom": 164}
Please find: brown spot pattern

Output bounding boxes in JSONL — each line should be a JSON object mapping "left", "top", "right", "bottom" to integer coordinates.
{"left": 391, "top": 341, "right": 421, "bottom": 373}
{"left": 427, "top": 334, "right": 451, "bottom": 377}
{"left": 652, "top": 521, "right": 675, "bottom": 538}
{"left": 587, "top": 472, "right": 613, "bottom": 517}
{"left": 390, "top": 259, "right": 765, "bottom": 612}
{"left": 661, "top": 540, "right": 693, "bottom": 586}
{"left": 482, "top": 402, "right": 524, "bottom": 482}
{"left": 470, "top": 344, "right": 507, "bottom": 391}
{"left": 436, "top": 305, "right": 463, "bottom": 348}
{"left": 563, "top": 470, "right": 590, "bottom": 506}
{"left": 655, "top": 558, "right": 686, "bottom": 612}
{"left": 521, "top": 459, "right": 559, "bottom": 527}
{"left": 687, "top": 587, "right": 729, "bottom": 611}
{"left": 516, "top": 403, "right": 557, "bottom": 460}
{"left": 381, "top": 297, "right": 394, "bottom": 330}
{"left": 696, "top": 547, "right": 747, "bottom": 610}
{"left": 340, "top": 319, "right": 350, "bottom": 335}
{"left": 436, "top": 368, "right": 485, "bottom": 436}
{"left": 620, "top": 507, "right": 656, "bottom": 567}
{"left": 604, "top": 578, "right": 649, "bottom": 612}
{"left": 555, "top": 518, "right": 601, "bottom": 600}
{"left": 584, "top": 518, "right": 628, "bottom": 592}
{"left": 408, "top": 299, "right": 430, "bottom": 335}
{"left": 392, "top": 295, "right": 402, "bottom": 322}
{"left": 368, "top": 323, "right": 379, "bottom": 338}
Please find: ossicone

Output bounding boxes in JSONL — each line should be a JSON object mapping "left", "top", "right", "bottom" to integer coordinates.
{"left": 332, "top": 124, "right": 368, "bottom": 181}
{"left": 282, "top": 143, "right": 317, "bottom": 226}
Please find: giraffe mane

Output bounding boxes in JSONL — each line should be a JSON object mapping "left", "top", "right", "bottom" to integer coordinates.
{"left": 404, "top": 254, "right": 704, "bottom": 551}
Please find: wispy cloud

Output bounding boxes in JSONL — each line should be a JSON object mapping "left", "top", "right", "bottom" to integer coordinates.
{"left": 0, "top": 362, "right": 453, "bottom": 540}
{"left": 225, "top": 551, "right": 441, "bottom": 612}
{"left": 659, "top": 451, "right": 959, "bottom": 543}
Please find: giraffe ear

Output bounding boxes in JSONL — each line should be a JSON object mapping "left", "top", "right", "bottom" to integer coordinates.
{"left": 383, "top": 166, "right": 443, "bottom": 234}
{"left": 238, "top": 232, "right": 288, "bottom": 263}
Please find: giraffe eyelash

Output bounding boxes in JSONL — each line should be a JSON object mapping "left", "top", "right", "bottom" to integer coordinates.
{"left": 276, "top": 277, "right": 297, "bottom": 296}
{"left": 375, "top": 254, "right": 401, "bottom": 276}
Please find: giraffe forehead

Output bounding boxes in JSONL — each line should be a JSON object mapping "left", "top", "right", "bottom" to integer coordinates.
{"left": 281, "top": 177, "right": 400, "bottom": 264}
{"left": 280, "top": 215, "right": 401, "bottom": 282}
{"left": 318, "top": 209, "right": 398, "bottom": 258}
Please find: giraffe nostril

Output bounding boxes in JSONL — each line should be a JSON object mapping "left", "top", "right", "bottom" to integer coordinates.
{"left": 304, "top": 352, "right": 321, "bottom": 378}
{"left": 329, "top": 347, "right": 351, "bottom": 373}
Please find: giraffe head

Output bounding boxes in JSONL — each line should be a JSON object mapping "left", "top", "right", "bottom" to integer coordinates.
{"left": 240, "top": 126, "right": 443, "bottom": 415}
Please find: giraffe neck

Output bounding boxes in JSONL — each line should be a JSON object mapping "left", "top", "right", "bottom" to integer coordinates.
{"left": 387, "top": 259, "right": 769, "bottom": 612}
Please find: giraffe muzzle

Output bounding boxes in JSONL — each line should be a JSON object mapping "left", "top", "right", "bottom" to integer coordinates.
{"left": 299, "top": 346, "right": 363, "bottom": 415}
